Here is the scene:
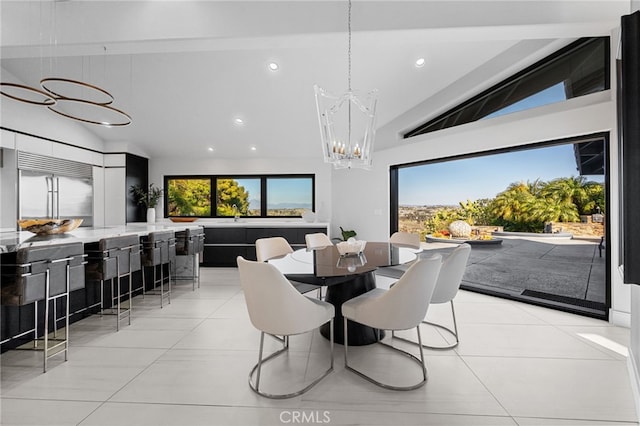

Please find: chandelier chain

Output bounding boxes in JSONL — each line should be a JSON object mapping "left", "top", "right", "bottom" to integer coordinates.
{"left": 348, "top": 0, "right": 352, "bottom": 92}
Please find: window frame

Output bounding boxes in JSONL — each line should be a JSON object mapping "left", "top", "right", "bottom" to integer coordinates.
{"left": 389, "top": 133, "right": 610, "bottom": 317}
{"left": 404, "top": 37, "right": 610, "bottom": 138}
{"left": 164, "top": 174, "right": 315, "bottom": 219}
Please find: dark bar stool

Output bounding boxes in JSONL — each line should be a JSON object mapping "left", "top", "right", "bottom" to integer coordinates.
{"left": 84, "top": 235, "right": 142, "bottom": 330}
{"left": 141, "top": 230, "right": 176, "bottom": 307}
{"left": 174, "top": 227, "right": 205, "bottom": 290}
{"left": 0, "top": 242, "right": 85, "bottom": 372}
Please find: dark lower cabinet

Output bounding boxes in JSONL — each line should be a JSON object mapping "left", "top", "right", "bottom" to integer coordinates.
{"left": 202, "top": 226, "right": 327, "bottom": 267}
{"left": 203, "top": 246, "right": 248, "bottom": 267}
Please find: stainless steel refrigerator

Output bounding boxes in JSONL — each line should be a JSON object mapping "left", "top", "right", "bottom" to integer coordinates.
{"left": 18, "top": 152, "right": 93, "bottom": 227}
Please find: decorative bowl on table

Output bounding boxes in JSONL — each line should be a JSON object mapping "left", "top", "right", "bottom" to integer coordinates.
{"left": 336, "top": 238, "right": 367, "bottom": 256}
{"left": 169, "top": 217, "right": 198, "bottom": 223}
{"left": 17, "top": 218, "right": 83, "bottom": 235}
{"left": 336, "top": 252, "right": 367, "bottom": 272}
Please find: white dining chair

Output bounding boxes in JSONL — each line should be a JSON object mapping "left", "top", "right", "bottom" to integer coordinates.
{"left": 237, "top": 256, "right": 334, "bottom": 399}
{"left": 341, "top": 254, "right": 442, "bottom": 390}
{"left": 389, "top": 231, "right": 421, "bottom": 249}
{"left": 256, "top": 236, "right": 322, "bottom": 297}
{"left": 376, "top": 231, "right": 421, "bottom": 280}
{"left": 255, "top": 236, "right": 292, "bottom": 262}
{"left": 305, "top": 232, "right": 333, "bottom": 250}
{"left": 395, "top": 243, "right": 471, "bottom": 350}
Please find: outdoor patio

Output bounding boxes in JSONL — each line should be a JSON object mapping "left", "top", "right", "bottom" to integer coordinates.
{"left": 422, "top": 236, "right": 606, "bottom": 318}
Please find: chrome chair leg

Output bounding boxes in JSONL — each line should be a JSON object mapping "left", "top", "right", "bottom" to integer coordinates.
{"left": 344, "top": 319, "right": 427, "bottom": 391}
{"left": 249, "top": 320, "right": 334, "bottom": 399}
{"left": 394, "top": 300, "right": 459, "bottom": 350}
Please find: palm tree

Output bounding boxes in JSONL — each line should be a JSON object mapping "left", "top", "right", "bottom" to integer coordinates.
{"left": 541, "top": 176, "right": 588, "bottom": 211}
{"left": 490, "top": 181, "right": 536, "bottom": 223}
{"left": 526, "top": 196, "right": 579, "bottom": 223}
{"left": 582, "top": 181, "right": 605, "bottom": 214}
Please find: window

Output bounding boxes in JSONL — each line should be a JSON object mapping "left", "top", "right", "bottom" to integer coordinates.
{"left": 167, "top": 177, "right": 212, "bottom": 217}
{"left": 404, "top": 37, "right": 609, "bottom": 138}
{"left": 165, "top": 174, "right": 314, "bottom": 218}
{"left": 266, "top": 177, "right": 314, "bottom": 217}
{"left": 390, "top": 134, "right": 609, "bottom": 318}
{"left": 216, "top": 177, "right": 261, "bottom": 217}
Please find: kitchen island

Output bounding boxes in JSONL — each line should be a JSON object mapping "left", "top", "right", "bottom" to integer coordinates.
{"left": 0, "top": 222, "right": 203, "bottom": 352}
{"left": 0, "top": 220, "right": 330, "bottom": 351}
{"left": 0, "top": 222, "right": 203, "bottom": 253}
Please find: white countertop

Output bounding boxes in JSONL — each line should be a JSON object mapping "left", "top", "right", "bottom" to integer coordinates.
{"left": 0, "top": 221, "right": 330, "bottom": 253}
{"left": 190, "top": 219, "right": 329, "bottom": 228}
{"left": 0, "top": 223, "right": 202, "bottom": 253}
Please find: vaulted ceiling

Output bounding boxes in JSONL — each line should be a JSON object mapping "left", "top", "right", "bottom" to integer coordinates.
{"left": 0, "top": 1, "right": 629, "bottom": 159}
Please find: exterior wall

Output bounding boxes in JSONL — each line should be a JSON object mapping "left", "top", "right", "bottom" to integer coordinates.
{"left": 548, "top": 220, "right": 604, "bottom": 238}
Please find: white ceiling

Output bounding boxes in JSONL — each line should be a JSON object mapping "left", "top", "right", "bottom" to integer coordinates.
{"left": 0, "top": 1, "right": 630, "bottom": 159}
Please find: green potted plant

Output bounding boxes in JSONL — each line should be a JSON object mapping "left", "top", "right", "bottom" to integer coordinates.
{"left": 339, "top": 226, "right": 357, "bottom": 241}
{"left": 130, "top": 183, "right": 163, "bottom": 223}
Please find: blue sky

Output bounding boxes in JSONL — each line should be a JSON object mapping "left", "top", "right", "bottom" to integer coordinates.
{"left": 482, "top": 82, "right": 566, "bottom": 120}
{"left": 267, "top": 178, "right": 313, "bottom": 208}
{"left": 399, "top": 144, "right": 604, "bottom": 206}
{"left": 399, "top": 81, "right": 606, "bottom": 206}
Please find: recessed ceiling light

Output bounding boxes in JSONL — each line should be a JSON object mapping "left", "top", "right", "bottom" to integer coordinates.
{"left": 415, "top": 58, "right": 426, "bottom": 68}
{"left": 234, "top": 117, "right": 244, "bottom": 125}
{"left": 268, "top": 62, "right": 279, "bottom": 71}
{"left": 250, "top": 146, "right": 257, "bottom": 151}
{"left": 207, "top": 147, "right": 214, "bottom": 152}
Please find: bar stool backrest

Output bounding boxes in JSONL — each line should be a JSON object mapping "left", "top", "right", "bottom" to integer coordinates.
{"left": 142, "top": 231, "right": 176, "bottom": 267}
{"left": 1, "top": 242, "right": 85, "bottom": 306}
{"left": 176, "top": 227, "right": 204, "bottom": 256}
{"left": 85, "top": 234, "right": 141, "bottom": 281}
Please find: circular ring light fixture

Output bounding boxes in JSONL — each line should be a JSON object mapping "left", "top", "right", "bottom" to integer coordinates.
{"left": 0, "top": 82, "right": 57, "bottom": 106}
{"left": 41, "top": 77, "right": 115, "bottom": 105}
{"left": 48, "top": 98, "right": 131, "bottom": 127}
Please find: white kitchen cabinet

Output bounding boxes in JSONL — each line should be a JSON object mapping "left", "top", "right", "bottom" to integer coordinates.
{"left": 52, "top": 142, "right": 97, "bottom": 166}
{"left": 15, "top": 133, "right": 53, "bottom": 156}
{"left": 1, "top": 129, "right": 16, "bottom": 149}
{"left": 104, "top": 167, "right": 126, "bottom": 226}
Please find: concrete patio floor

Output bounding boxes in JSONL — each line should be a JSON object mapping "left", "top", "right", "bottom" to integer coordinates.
{"left": 419, "top": 235, "right": 607, "bottom": 318}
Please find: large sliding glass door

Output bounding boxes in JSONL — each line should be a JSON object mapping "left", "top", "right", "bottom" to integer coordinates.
{"left": 390, "top": 134, "right": 609, "bottom": 319}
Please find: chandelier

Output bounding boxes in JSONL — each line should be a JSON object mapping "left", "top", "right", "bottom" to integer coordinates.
{"left": 314, "top": 0, "right": 378, "bottom": 170}
{"left": 0, "top": 3, "right": 131, "bottom": 127}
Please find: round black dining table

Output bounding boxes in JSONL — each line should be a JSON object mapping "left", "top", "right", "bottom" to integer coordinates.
{"left": 275, "top": 242, "right": 417, "bottom": 346}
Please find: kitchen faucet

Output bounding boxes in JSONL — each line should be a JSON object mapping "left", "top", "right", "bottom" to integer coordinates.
{"left": 232, "top": 204, "right": 240, "bottom": 222}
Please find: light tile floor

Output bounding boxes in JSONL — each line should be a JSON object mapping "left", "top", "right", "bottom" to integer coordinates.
{"left": 1, "top": 268, "right": 638, "bottom": 426}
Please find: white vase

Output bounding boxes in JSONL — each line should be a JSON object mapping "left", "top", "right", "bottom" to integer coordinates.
{"left": 146, "top": 207, "right": 156, "bottom": 223}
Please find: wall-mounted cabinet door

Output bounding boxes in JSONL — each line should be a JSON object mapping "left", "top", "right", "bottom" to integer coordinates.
{"left": 104, "top": 167, "right": 126, "bottom": 226}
